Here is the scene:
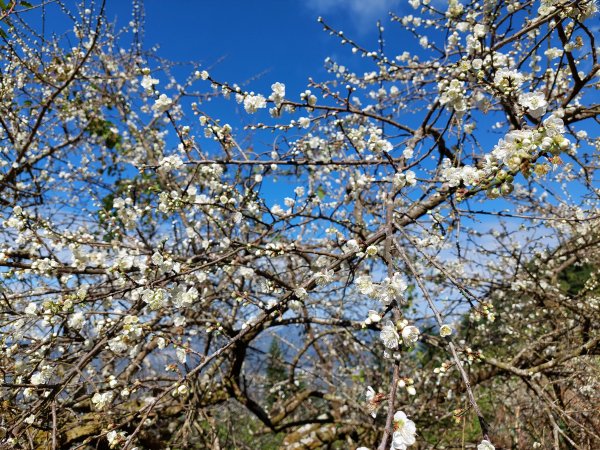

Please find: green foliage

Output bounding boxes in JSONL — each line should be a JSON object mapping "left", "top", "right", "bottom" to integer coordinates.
{"left": 85, "top": 116, "right": 122, "bottom": 151}
{"left": 265, "top": 338, "right": 288, "bottom": 406}
{"left": 558, "top": 262, "right": 594, "bottom": 296}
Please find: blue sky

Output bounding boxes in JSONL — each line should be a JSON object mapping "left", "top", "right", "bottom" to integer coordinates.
{"left": 105, "top": 0, "right": 411, "bottom": 95}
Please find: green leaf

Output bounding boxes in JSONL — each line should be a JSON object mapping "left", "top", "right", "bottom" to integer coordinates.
{"left": 0, "top": 28, "right": 6, "bottom": 39}
{"left": 316, "top": 185, "right": 326, "bottom": 200}
{"left": 20, "top": 1, "right": 33, "bottom": 7}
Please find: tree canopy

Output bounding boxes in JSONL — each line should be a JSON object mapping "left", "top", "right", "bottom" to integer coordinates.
{"left": 0, "top": 0, "right": 599, "bottom": 449}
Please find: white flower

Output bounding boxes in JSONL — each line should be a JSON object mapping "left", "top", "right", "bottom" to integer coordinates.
{"left": 356, "top": 274, "right": 375, "bottom": 296}
{"left": 152, "top": 94, "right": 173, "bottom": 113}
{"left": 140, "top": 74, "right": 159, "bottom": 91}
{"left": 288, "top": 299, "right": 303, "bottom": 311}
{"left": 172, "top": 284, "right": 199, "bottom": 308}
{"left": 108, "top": 336, "right": 128, "bottom": 354}
{"left": 106, "top": 431, "right": 118, "bottom": 446}
{"left": 477, "top": 440, "right": 495, "bottom": 450}
{"left": 142, "top": 288, "right": 169, "bottom": 310}
{"left": 365, "top": 385, "right": 385, "bottom": 418}
{"left": 345, "top": 239, "right": 360, "bottom": 253}
{"left": 243, "top": 93, "right": 267, "bottom": 114}
{"left": 543, "top": 114, "right": 565, "bottom": 137}
{"left": 473, "top": 24, "right": 486, "bottom": 38}
{"left": 30, "top": 365, "right": 52, "bottom": 385}
{"left": 439, "top": 79, "right": 467, "bottom": 114}
{"left": 440, "top": 324, "right": 453, "bottom": 337}
{"left": 493, "top": 68, "right": 524, "bottom": 92}
{"left": 365, "top": 385, "right": 375, "bottom": 403}
{"left": 68, "top": 312, "right": 85, "bottom": 330}
{"left": 518, "top": 92, "right": 547, "bottom": 118}
{"left": 24, "top": 302, "right": 37, "bottom": 316}
{"left": 157, "top": 154, "right": 184, "bottom": 172}
{"left": 298, "top": 117, "right": 311, "bottom": 128}
{"left": 472, "top": 58, "right": 483, "bottom": 70}
{"left": 176, "top": 347, "right": 187, "bottom": 364}
{"left": 271, "top": 82, "right": 285, "bottom": 106}
{"left": 389, "top": 273, "right": 407, "bottom": 296}
{"left": 378, "top": 273, "right": 407, "bottom": 304}
{"left": 380, "top": 321, "right": 400, "bottom": 349}
{"left": 367, "top": 310, "right": 382, "bottom": 323}
{"left": 91, "top": 391, "right": 114, "bottom": 410}
{"left": 391, "top": 410, "right": 417, "bottom": 449}
{"left": 401, "top": 325, "right": 420, "bottom": 346}
{"left": 107, "top": 430, "right": 127, "bottom": 448}
{"left": 314, "top": 269, "right": 334, "bottom": 286}
{"left": 294, "top": 287, "right": 308, "bottom": 299}
{"left": 365, "top": 245, "right": 378, "bottom": 256}
{"left": 446, "top": 0, "right": 464, "bottom": 18}
{"left": 368, "top": 134, "right": 393, "bottom": 153}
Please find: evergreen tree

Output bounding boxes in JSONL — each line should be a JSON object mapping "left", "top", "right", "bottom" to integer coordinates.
{"left": 265, "top": 338, "right": 287, "bottom": 406}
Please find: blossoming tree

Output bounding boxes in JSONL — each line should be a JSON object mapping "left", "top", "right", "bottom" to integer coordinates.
{"left": 1, "top": 0, "right": 599, "bottom": 449}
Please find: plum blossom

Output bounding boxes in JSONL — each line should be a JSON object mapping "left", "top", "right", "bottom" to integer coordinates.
{"left": 270, "top": 82, "right": 285, "bottom": 106}
{"left": 518, "top": 92, "right": 548, "bottom": 118}
{"left": 440, "top": 324, "right": 453, "bottom": 337}
{"left": 142, "top": 288, "right": 169, "bottom": 310}
{"left": 243, "top": 93, "right": 267, "bottom": 114}
{"left": 366, "top": 310, "right": 382, "bottom": 324}
{"left": 477, "top": 440, "right": 495, "bottom": 450}
{"left": 401, "top": 325, "right": 420, "bottom": 346}
{"left": 152, "top": 94, "right": 173, "bottom": 113}
{"left": 30, "top": 365, "right": 52, "bottom": 385}
{"left": 365, "top": 386, "right": 385, "bottom": 418}
{"left": 314, "top": 269, "right": 334, "bottom": 286}
{"left": 379, "top": 272, "right": 408, "bottom": 304}
{"left": 298, "top": 117, "right": 311, "bottom": 128}
{"left": 172, "top": 284, "right": 199, "bottom": 308}
{"left": 176, "top": 347, "right": 187, "bottom": 364}
{"left": 493, "top": 68, "right": 524, "bottom": 92}
{"left": 158, "top": 154, "right": 184, "bottom": 172}
{"left": 24, "top": 302, "right": 37, "bottom": 315}
{"left": 106, "top": 430, "right": 127, "bottom": 448}
{"left": 380, "top": 321, "right": 400, "bottom": 349}
{"left": 356, "top": 274, "right": 375, "bottom": 296}
{"left": 391, "top": 410, "right": 417, "bottom": 449}
{"left": 140, "top": 74, "right": 159, "bottom": 92}
{"left": 439, "top": 79, "right": 468, "bottom": 115}
{"left": 393, "top": 171, "right": 417, "bottom": 189}
{"left": 91, "top": 391, "right": 114, "bottom": 410}
{"left": 366, "top": 245, "right": 378, "bottom": 256}
{"left": 68, "top": 312, "right": 85, "bottom": 330}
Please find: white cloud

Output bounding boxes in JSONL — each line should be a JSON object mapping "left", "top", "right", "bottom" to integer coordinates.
{"left": 306, "top": 0, "right": 402, "bottom": 32}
